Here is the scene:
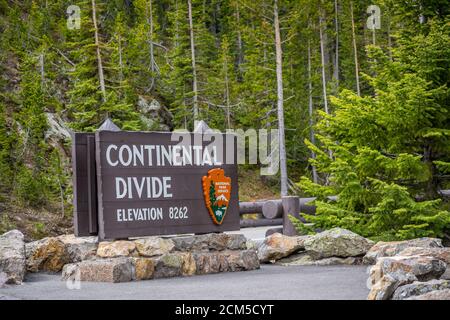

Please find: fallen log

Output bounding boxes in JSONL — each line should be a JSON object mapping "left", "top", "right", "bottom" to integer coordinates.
{"left": 240, "top": 218, "right": 282, "bottom": 228}
{"left": 239, "top": 201, "right": 265, "bottom": 214}
{"left": 262, "top": 200, "right": 283, "bottom": 219}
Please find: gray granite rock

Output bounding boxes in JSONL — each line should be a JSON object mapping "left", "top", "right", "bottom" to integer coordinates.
{"left": 0, "top": 230, "right": 26, "bottom": 284}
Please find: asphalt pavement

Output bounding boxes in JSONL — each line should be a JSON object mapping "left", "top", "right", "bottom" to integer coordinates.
{"left": 0, "top": 264, "right": 370, "bottom": 300}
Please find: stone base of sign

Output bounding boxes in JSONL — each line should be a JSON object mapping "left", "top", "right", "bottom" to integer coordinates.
{"left": 57, "top": 233, "right": 258, "bottom": 283}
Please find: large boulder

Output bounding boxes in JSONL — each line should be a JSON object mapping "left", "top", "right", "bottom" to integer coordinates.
{"left": 392, "top": 279, "right": 450, "bottom": 300}
{"left": 62, "top": 258, "right": 133, "bottom": 283}
{"left": 367, "top": 255, "right": 447, "bottom": 300}
{"left": 303, "top": 228, "right": 374, "bottom": 259}
{"left": 25, "top": 237, "right": 69, "bottom": 272}
{"left": 0, "top": 230, "right": 26, "bottom": 284}
{"left": 363, "top": 237, "right": 443, "bottom": 265}
{"left": 406, "top": 289, "right": 450, "bottom": 300}
{"left": 257, "top": 233, "right": 308, "bottom": 263}
{"left": 97, "top": 240, "right": 136, "bottom": 258}
{"left": 134, "top": 237, "right": 174, "bottom": 257}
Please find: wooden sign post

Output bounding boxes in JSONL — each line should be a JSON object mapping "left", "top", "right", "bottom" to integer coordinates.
{"left": 73, "top": 127, "right": 240, "bottom": 240}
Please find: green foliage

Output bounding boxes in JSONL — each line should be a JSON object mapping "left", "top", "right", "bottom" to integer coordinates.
{"left": 0, "top": 0, "right": 449, "bottom": 236}
{"left": 288, "top": 214, "right": 316, "bottom": 235}
{"left": 298, "top": 20, "right": 450, "bottom": 240}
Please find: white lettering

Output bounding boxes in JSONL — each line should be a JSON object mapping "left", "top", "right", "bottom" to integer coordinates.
{"left": 106, "top": 144, "right": 118, "bottom": 166}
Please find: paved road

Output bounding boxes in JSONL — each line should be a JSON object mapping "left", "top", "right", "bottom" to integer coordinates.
{"left": 0, "top": 265, "right": 370, "bottom": 300}
{"left": 228, "top": 226, "right": 279, "bottom": 241}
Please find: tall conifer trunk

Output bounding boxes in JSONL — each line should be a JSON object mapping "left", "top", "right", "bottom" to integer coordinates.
{"left": 274, "top": 0, "right": 288, "bottom": 196}
{"left": 350, "top": 1, "right": 361, "bottom": 96}
{"left": 188, "top": 0, "right": 199, "bottom": 121}
{"left": 91, "top": 0, "right": 106, "bottom": 102}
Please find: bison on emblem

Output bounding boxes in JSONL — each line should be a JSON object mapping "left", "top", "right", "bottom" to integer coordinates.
{"left": 202, "top": 168, "right": 232, "bottom": 225}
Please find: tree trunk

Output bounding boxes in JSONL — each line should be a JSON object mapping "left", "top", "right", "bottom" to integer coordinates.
{"left": 39, "top": 53, "right": 45, "bottom": 89}
{"left": 91, "top": 0, "right": 106, "bottom": 102}
{"left": 334, "top": 0, "right": 339, "bottom": 87}
{"left": 188, "top": 0, "right": 199, "bottom": 120}
{"left": 308, "top": 40, "right": 318, "bottom": 184}
{"left": 319, "top": 8, "right": 329, "bottom": 115}
{"left": 274, "top": 0, "right": 288, "bottom": 197}
{"left": 350, "top": 1, "right": 361, "bottom": 96}
{"left": 224, "top": 54, "right": 231, "bottom": 129}
{"left": 235, "top": 1, "right": 243, "bottom": 79}
{"left": 424, "top": 145, "right": 439, "bottom": 200}
{"left": 146, "top": 0, "right": 156, "bottom": 90}
{"left": 387, "top": 14, "right": 392, "bottom": 60}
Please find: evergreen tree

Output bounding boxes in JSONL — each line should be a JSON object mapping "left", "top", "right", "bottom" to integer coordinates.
{"left": 296, "top": 20, "right": 450, "bottom": 240}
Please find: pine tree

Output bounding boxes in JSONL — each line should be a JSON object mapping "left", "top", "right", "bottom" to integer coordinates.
{"left": 296, "top": 20, "right": 450, "bottom": 240}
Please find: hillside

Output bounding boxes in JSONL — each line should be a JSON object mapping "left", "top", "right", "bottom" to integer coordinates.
{"left": 0, "top": 1, "right": 449, "bottom": 241}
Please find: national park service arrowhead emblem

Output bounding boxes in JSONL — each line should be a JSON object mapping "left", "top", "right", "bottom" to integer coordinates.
{"left": 202, "top": 168, "right": 231, "bottom": 225}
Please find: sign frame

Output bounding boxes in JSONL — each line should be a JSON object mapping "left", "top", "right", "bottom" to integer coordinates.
{"left": 94, "top": 130, "right": 239, "bottom": 240}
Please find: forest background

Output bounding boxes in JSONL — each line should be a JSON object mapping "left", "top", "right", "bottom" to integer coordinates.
{"left": 0, "top": 0, "right": 449, "bottom": 242}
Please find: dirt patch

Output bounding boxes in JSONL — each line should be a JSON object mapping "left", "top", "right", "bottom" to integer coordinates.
{"left": 0, "top": 202, "right": 72, "bottom": 242}
{"left": 238, "top": 169, "right": 279, "bottom": 202}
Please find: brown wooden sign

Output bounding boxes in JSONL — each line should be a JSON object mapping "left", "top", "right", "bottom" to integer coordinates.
{"left": 93, "top": 131, "right": 239, "bottom": 240}
{"left": 72, "top": 133, "right": 98, "bottom": 236}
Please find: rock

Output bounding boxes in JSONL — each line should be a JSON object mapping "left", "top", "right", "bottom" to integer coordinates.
{"left": 392, "top": 279, "right": 450, "bottom": 300}
{"left": 172, "top": 233, "right": 246, "bottom": 252}
{"left": 194, "top": 251, "right": 227, "bottom": 274}
{"left": 0, "top": 230, "right": 26, "bottom": 284}
{"left": 367, "top": 255, "right": 447, "bottom": 300}
{"left": 276, "top": 252, "right": 315, "bottom": 266}
{"left": 45, "top": 113, "right": 72, "bottom": 143}
{"left": 97, "top": 241, "right": 136, "bottom": 258}
{"left": 368, "top": 272, "right": 417, "bottom": 300}
{"left": 171, "top": 236, "right": 205, "bottom": 252}
{"left": 257, "top": 233, "right": 308, "bottom": 263}
{"left": 363, "top": 237, "right": 443, "bottom": 265}
{"left": 62, "top": 258, "right": 133, "bottom": 283}
{"left": 406, "top": 289, "right": 450, "bottom": 300}
{"left": 26, "top": 237, "right": 69, "bottom": 272}
{"left": 226, "top": 234, "right": 247, "bottom": 250}
{"left": 227, "top": 249, "right": 260, "bottom": 272}
{"left": 442, "top": 268, "right": 450, "bottom": 280}
{"left": 397, "top": 247, "right": 450, "bottom": 264}
{"left": 303, "top": 228, "right": 374, "bottom": 259}
{"left": 379, "top": 255, "right": 446, "bottom": 281}
{"left": 276, "top": 252, "right": 361, "bottom": 266}
{"left": 137, "top": 96, "right": 173, "bottom": 131}
{"left": 0, "top": 272, "right": 7, "bottom": 287}
{"left": 193, "top": 250, "right": 259, "bottom": 274}
{"left": 153, "top": 252, "right": 196, "bottom": 278}
{"left": 181, "top": 253, "right": 197, "bottom": 276}
{"left": 134, "top": 237, "right": 174, "bottom": 257}
{"left": 131, "top": 258, "right": 155, "bottom": 280}
{"left": 25, "top": 234, "right": 97, "bottom": 272}
{"left": 56, "top": 234, "right": 98, "bottom": 262}
{"left": 205, "top": 233, "right": 233, "bottom": 251}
